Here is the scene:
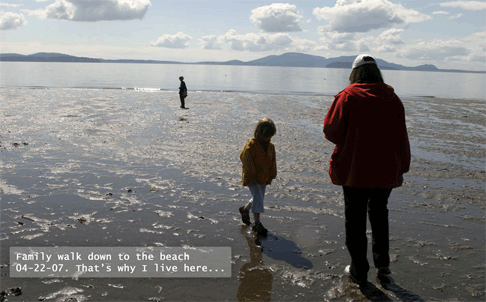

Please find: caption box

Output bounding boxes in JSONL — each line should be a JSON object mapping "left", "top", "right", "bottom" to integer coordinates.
{"left": 10, "top": 246, "right": 231, "bottom": 278}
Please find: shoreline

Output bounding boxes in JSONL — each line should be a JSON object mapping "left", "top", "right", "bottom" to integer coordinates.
{"left": 1, "top": 88, "right": 484, "bottom": 301}
{"left": 2, "top": 86, "right": 486, "bottom": 102}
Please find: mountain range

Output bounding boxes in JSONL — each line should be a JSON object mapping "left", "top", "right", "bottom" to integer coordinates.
{"left": 0, "top": 52, "right": 483, "bottom": 74}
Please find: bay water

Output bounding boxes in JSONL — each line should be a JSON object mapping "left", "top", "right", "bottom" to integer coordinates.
{"left": 1, "top": 61, "right": 485, "bottom": 99}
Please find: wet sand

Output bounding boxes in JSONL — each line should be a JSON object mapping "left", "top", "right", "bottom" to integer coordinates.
{"left": 0, "top": 87, "right": 484, "bottom": 301}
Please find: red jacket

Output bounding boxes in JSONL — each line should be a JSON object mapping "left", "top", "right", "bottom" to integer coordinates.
{"left": 323, "top": 82, "right": 411, "bottom": 188}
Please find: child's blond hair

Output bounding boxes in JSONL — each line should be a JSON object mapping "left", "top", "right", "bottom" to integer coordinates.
{"left": 254, "top": 118, "right": 276, "bottom": 140}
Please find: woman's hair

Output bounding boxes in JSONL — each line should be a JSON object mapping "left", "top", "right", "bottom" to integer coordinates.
{"left": 254, "top": 118, "right": 276, "bottom": 139}
{"left": 179, "top": 76, "right": 184, "bottom": 80}
{"left": 349, "top": 56, "right": 384, "bottom": 84}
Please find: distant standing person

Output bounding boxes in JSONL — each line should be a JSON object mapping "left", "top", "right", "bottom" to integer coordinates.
{"left": 323, "top": 54, "right": 411, "bottom": 287}
{"left": 239, "top": 118, "right": 277, "bottom": 236}
{"left": 179, "top": 76, "right": 187, "bottom": 109}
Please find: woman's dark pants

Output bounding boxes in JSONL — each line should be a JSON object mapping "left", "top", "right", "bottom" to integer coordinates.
{"left": 343, "top": 187, "right": 392, "bottom": 282}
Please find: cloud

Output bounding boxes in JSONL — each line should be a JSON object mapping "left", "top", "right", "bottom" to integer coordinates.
{"left": 385, "top": 31, "right": 485, "bottom": 66}
{"left": 150, "top": 32, "right": 193, "bottom": 49}
{"left": 433, "top": 10, "right": 463, "bottom": 19}
{"left": 397, "top": 39, "right": 469, "bottom": 61}
{"left": 250, "top": 3, "right": 303, "bottom": 32}
{"left": 468, "top": 54, "right": 486, "bottom": 63}
{"left": 0, "top": 3, "right": 23, "bottom": 7}
{"left": 449, "top": 13, "right": 463, "bottom": 19}
{"left": 198, "top": 35, "right": 223, "bottom": 50}
{"left": 219, "top": 29, "right": 315, "bottom": 52}
{"left": 221, "top": 29, "right": 292, "bottom": 51}
{"left": 24, "top": 0, "right": 151, "bottom": 21}
{"left": 458, "top": 31, "right": 486, "bottom": 56}
{"left": 440, "top": 1, "right": 486, "bottom": 10}
{"left": 376, "top": 28, "right": 405, "bottom": 45}
{"left": 317, "top": 27, "right": 404, "bottom": 52}
{"left": 375, "top": 44, "right": 397, "bottom": 52}
{"left": 313, "top": 0, "right": 431, "bottom": 33}
{"left": 291, "top": 38, "right": 318, "bottom": 52}
{"left": 0, "top": 11, "right": 27, "bottom": 30}
{"left": 317, "top": 31, "right": 371, "bottom": 51}
{"left": 321, "top": 39, "right": 370, "bottom": 52}
{"left": 432, "top": 11, "right": 451, "bottom": 15}
{"left": 317, "top": 30, "right": 356, "bottom": 40}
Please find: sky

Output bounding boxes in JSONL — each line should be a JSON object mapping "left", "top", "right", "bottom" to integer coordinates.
{"left": 0, "top": 0, "right": 485, "bottom": 71}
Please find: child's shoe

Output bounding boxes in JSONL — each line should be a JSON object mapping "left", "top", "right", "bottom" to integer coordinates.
{"left": 252, "top": 221, "right": 268, "bottom": 236}
{"left": 239, "top": 206, "right": 250, "bottom": 226}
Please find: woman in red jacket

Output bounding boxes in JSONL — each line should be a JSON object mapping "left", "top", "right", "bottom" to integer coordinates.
{"left": 323, "top": 54, "right": 411, "bottom": 286}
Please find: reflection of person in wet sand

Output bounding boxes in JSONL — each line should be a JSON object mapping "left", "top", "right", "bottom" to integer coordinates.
{"left": 323, "top": 54, "right": 411, "bottom": 287}
{"left": 237, "top": 226, "right": 273, "bottom": 301}
{"left": 179, "top": 76, "right": 187, "bottom": 109}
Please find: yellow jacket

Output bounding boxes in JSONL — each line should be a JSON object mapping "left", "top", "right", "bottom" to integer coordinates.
{"left": 240, "top": 138, "right": 277, "bottom": 186}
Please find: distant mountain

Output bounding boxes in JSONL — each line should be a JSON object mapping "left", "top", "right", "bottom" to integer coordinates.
{"left": 0, "top": 52, "right": 101, "bottom": 62}
{"left": 0, "top": 53, "right": 25, "bottom": 57}
{"left": 326, "top": 58, "right": 440, "bottom": 71}
{"left": 245, "top": 52, "right": 330, "bottom": 67}
{"left": 197, "top": 59, "right": 246, "bottom": 65}
{"left": 0, "top": 52, "right": 483, "bottom": 74}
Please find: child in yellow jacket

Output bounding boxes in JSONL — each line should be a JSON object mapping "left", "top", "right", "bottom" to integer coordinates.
{"left": 239, "top": 118, "right": 277, "bottom": 236}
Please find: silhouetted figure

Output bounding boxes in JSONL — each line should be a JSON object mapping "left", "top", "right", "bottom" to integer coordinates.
{"left": 323, "top": 54, "right": 411, "bottom": 287}
{"left": 179, "top": 76, "right": 187, "bottom": 108}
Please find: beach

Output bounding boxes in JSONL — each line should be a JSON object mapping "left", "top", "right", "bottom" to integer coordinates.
{"left": 0, "top": 87, "right": 484, "bottom": 301}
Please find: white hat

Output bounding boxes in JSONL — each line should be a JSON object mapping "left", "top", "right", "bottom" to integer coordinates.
{"left": 352, "top": 54, "right": 377, "bottom": 69}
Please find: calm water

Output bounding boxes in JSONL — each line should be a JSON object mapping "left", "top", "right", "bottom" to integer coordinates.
{"left": 1, "top": 61, "right": 485, "bottom": 99}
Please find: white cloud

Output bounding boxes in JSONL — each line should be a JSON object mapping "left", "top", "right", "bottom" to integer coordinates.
{"left": 317, "top": 30, "right": 356, "bottom": 40}
{"left": 376, "top": 28, "right": 404, "bottom": 45}
{"left": 0, "top": 3, "right": 23, "bottom": 7}
{"left": 391, "top": 32, "right": 485, "bottom": 66}
{"left": 317, "top": 31, "right": 371, "bottom": 51}
{"left": 317, "top": 27, "right": 404, "bottom": 52}
{"left": 398, "top": 39, "right": 469, "bottom": 61}
{"left": 432, "top": 10, "right": 465, "bottom": 19}
{"left": 375, "top": 44, "right": 396, "bottom": 52}
{"left": 432, "top": 11, "right": 451, "bottom": 15}
{"left": 24, "top": 0, "right": 151, "bottom": 21}
{"left": 0, "top": 11, "right": 27, "bottom": 30}
{"left": 219, "top": 29, "right": 315, "bottom": 52}
{"left": 431, "top": 10, "right": 466, "bottom": 20}
{"left": 440, "top": 1, "right": 486, "bottom": 10}
{"left": 315, "top": 26, "right": 485, "bottom": 68}
{"left": 221, "top": 29, "right": 291, "bottom": 51}
{"left": 468, "top": 54, "right": 486, "bottom": 63}
{"left": 150, "top": 32, "right": 193, "bottom": 49}
{"left": 449, "top": 13, "right": 463, "bottom": 19}
{"left": 198, "top": 35, "right": 223, "bottom": 50}
{"left": 291, "top": 38, "right": 317, "bottom": 52}
{"left": 458, "top": 31, "right": 486, "bottom": 56}
{"left": 250, "top": 3, "right": 303, "bottom": 32}
{"left": 313, "top": 0, "right": 431, "bottom": 33}
{"left": 328, "top": 40, "right": 369, "bottom": 52}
